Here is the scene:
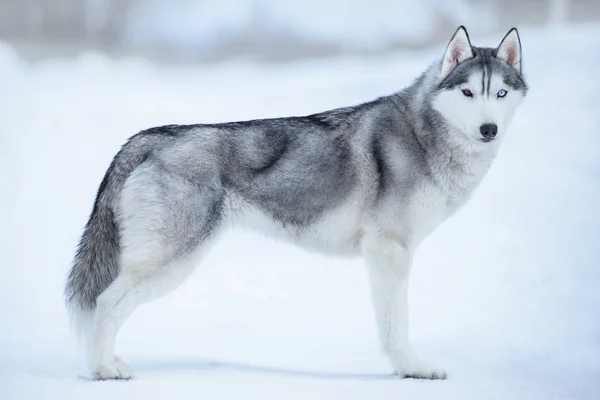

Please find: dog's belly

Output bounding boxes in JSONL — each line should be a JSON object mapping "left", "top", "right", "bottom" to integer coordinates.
{"left": 297, "top": 192, "right": 367, "bottom": 256}
{"left": 225, "top": 191, "right": 366, "bottom": 257}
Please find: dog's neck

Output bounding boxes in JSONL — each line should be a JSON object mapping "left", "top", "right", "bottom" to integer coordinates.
{"left": 406, "top": 70, "right": 501, "bottom": 199}
{"left": 425, "top": 132, "right": 498, "bottom": 200}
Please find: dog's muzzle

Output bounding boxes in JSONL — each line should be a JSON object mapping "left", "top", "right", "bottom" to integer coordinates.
{"left": 480, "top": 123, "right": 498, "bottom": 141}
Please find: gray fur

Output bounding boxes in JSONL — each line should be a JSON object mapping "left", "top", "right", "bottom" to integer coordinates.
{"left": 66, "top": 42, "right": 527, "bottom": 310}
{"left": 64, "top": 26, "right": 528, "bottom": 380}
{"left": 65, "top": 132, "right": 171, "bottom": 310}
{"left": 439, "top": 47, "right": 528, "bottom": 93}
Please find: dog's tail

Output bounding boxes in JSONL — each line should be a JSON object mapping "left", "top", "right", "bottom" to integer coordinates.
{"left": 64, "top": 130, "right": 162, "bottom": 341}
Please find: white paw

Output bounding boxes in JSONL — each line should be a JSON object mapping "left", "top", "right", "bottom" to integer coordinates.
{"left": 92, "top": 356, "right": 133, "bottom": 380}
{"left": 395, "top": 357, "right": 447, "bottom": 380}
{"left": 114, "top": 356, "right": 133, "bottom": 379}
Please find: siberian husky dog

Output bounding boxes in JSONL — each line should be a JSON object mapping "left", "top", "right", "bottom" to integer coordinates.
{"left": 65, "top": 26, "right": 528, "bottom": 380}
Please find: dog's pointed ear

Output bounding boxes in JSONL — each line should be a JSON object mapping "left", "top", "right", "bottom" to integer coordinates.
{"left": 441, "top": 26, "right": 474, "bottom": 78}
{"left": 496, "top": 28, "right": 522, "bottom": 73}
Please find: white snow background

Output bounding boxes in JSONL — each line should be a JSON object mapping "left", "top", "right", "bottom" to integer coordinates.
{"left": 1, "top": 23, "right": 599, "bottom": 399}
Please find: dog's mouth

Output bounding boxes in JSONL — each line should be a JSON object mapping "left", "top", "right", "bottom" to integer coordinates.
{"left": 480, "top": 137, "right": 495, "bottom": 143}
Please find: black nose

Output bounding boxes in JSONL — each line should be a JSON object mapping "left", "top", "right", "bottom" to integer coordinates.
{"left": 480, "top": 123, "right": 498, "bottom": 140}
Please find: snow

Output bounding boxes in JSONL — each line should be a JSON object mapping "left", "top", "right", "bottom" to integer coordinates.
{"left": 1, "top": 24, "right": 600, "bottom": 399}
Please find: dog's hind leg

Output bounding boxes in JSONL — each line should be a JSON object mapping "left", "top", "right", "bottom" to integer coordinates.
{"left": 88, "top": 250, "right": 214, "bottom": 380}
{"left": 89, "top": 274, "right": 138, "bottom": 380}
{"left": 87, "top": 163, "right": 225, "bottom": 380}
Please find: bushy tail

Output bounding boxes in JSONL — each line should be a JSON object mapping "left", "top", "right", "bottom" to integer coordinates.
{"left": 64, "top": 131, "right": 161, "bottom": 339}
{"left": 65, "top": 204, "right": 120, "bottom": 339}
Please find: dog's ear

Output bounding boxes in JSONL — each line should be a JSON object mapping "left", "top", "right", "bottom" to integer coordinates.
{"left": 496, "top": 28, "right": 522, "bottom": 73}
{"left": 441, "top": 26, "right": 474, "bottom": 78}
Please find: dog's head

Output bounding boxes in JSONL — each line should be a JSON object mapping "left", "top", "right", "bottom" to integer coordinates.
{"left": 433, "top": 26, "right": 528, "bottom": 145}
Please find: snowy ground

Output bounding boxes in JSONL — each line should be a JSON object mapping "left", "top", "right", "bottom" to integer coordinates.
{"left": 1, "top": 24, "right": 599, "bottom": 399}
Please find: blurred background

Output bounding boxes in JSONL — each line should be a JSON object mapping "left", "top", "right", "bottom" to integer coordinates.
{"left": 1, "top": 1, "right": 599, "bottom": 399}
{"left": 1, "top": 0, "right": 599, "bottom": 63}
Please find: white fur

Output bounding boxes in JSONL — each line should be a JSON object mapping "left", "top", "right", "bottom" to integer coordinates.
{"left": 433, "top": 71, "right": 525, "bottom": 144}
{"left": 86, "top": 165, "right": 223, "bottom": 380}
{"left": 356, "top": 154, "right": 494, "bottom": 379}
{"left": 362, "top": 234, "right": 446, "bottom": 379}
{"left": 83, "top": 97, "right": 514, "bottom": 381}
{"left": 497, "top": 29, "right": 522, "bottom": 72}
{"left": 441, "top": 27, "right": 474, "bottom": 78}
{"left": 79, "top": 29, "right": 525, "bottom": 382}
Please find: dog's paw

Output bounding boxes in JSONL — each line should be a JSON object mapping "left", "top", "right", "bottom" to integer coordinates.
{"left": 114, "top": 356, "right": 133, "bottom": 379}
{"left": 92, "top": 356, "right": 133, "bottom": 381}
{"left": 396, "top": 358, "right": 447, "bottom": 380}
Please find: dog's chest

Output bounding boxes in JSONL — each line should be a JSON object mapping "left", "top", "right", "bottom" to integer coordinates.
{"left": 407, "top": 183, "right": 467, "bottom": 245}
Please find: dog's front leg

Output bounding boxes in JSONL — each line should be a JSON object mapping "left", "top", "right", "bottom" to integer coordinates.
{"left": 362, "top": 235, "right": 446, "bottom": 379}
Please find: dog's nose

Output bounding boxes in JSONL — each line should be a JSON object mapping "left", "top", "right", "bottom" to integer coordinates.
{"left": 479, "top": 123, "right": 498, "bottom": 140}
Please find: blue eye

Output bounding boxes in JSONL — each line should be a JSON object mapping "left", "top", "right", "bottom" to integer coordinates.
{"left": 497, "top": 89, "right": 507, "bottom": 98}
{"left": 462, "top": 89, "right": 473, "bottom": 97}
